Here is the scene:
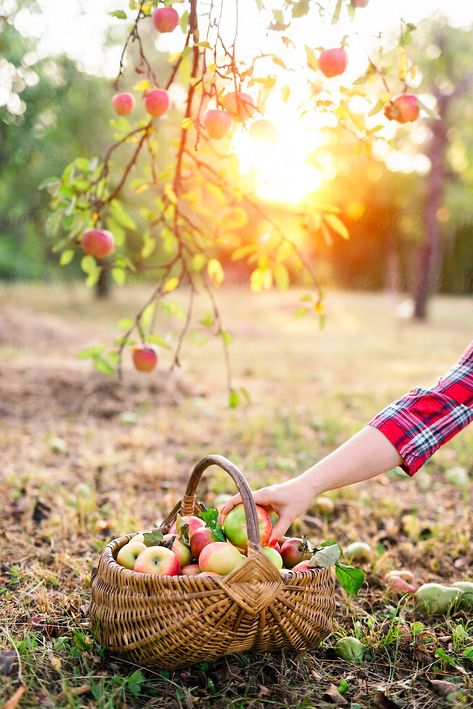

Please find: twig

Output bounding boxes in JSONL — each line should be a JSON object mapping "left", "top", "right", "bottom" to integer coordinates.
{"left": 4, "top": 628, "right": 23, "bottom": 685}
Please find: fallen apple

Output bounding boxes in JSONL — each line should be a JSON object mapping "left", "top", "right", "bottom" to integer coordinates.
{"left": 335, "top": 636, "right": 365, "bottom": 662}
{"left": 415, "top": 582, "right": 463, "bottom": 615}
{"left": 315, "top": 497, "right": 335, "bottom": 515}
{"left": 116, "top": 541, "right": 146, "bottom": 570}
{"left": 384, "top": 570, "right": 418, "bottom": 594}
{"left": 134, "top": 545, "right": 180, "bottom": 575}
{"left": 344, "top": 542, "right": 372, "bottom": 562}
{"left": 452, "top": 581, "right": 473, "bottom": 609}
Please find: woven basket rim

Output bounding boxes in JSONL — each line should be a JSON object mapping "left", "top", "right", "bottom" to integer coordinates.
{"left": 101, "top": 532, "right": 329, "bottom": 587}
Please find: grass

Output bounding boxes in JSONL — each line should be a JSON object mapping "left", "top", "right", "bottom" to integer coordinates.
{"left": 0, "top": 283, "right": 472, "bottom": 707}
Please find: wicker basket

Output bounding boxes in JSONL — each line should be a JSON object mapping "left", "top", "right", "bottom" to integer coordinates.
{"left": 89, "top": 455, "right": 335, "bottom": 669}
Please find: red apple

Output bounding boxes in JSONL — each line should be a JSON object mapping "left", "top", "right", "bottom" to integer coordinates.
{"left": 222, "top": 91, "right": 256, "bottom": 122}
{"left": 199, "top": 541, "right": 243, "bottom": 575}
{"left": 181, "top": 563, "right": 201, "bottom": 576}
{"left": 318, "top": 48, "right": 348, "bottom": 78}
{"left": 190, "top": 527, "right": 219, "bottom": 558}
{"left": 197, "top": 571, "right": 221, "bottom": 577}
{"left": 132, "top": 345, "right": 159, "bottom": 373}
{"left": 162, "top": 533, "right": 192, "bottom": 566}
{"left": 144, "top": 89, "right": 170, "bottom": 117}
{"left": 384, "top": 95, "right": 419, "bottom": 123}
{"left": 116, "top": 541, "right": 146, "bottom": 569}
{"left": 169, "top": 515, "right": 206, "bottom": 536}
{"left": 152, "top": 7, "right": 179, "bottom": 33}
{"left": 280, "top": 537, "right": 314, "bottom": 569}
{"left": 203, "top": 109, "right": 232, "bottom": 139}
{"left": 352, "top": 0, "right": 369, "bottom": 6}
{"left": 134, "top": 545, "right": 180, "bottom": 575}
{"left": 81, "top": 229, "right": 115, "bottom": 259}
{"left": 223, "top": 503, "right": 272, "bottom": 551}
{"left": 292, "top": 561, "right": 313, "bottom": 572}
{"left": 112, "top": 92, "right": 135, "bottom": 116}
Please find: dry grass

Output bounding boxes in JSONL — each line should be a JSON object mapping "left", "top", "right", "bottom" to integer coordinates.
{"left": 0, "top": 283, "right": 472, "bottom": 708}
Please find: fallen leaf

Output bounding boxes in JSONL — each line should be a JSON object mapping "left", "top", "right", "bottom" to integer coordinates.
{"left": 2, "top": 685, "right": 26, "bottom": 709}
{"left": 372, "top": 690, "right": 400, "bottom": 708}
{"left": 322, "top": 684, "right": 348, "bottom": 705}
{"left": 429, "top": 679, "right": 460, "bottom": 697}
{"left": 56, "top": 684, "right": 91, "bottom": 701}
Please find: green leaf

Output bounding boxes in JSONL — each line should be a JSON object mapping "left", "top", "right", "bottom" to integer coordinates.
{"left": 143, "top": 530, "right": 164, "bottom": 547}
{"left": 295, "top": 306, "right": 310, "bottom": 318}
{"left": 332, "top": 0, "right": 343, "bottom": 24}
{"left": 435, "top": 647, "right": 459, "bottom": 667}
{"left": 80, "top": 255, "right": 96, "bottom": 274}
{"left": 93, "top": 357, "right": 115, "bottom": 375}
{"left": 76, "top": 344, "right": 105, "bottom": 360}
{"left": 119, "top": 318, "right": 134, "bottom": 330}
{"left": 198, "top": 508, "right": 226, "bottom": 542}
{"left": 127, "top": 670, "right": 145, "bottom": 697}
{"left": 111, "top": 268, "right": 126, "bottom": 286}
{"left": 110, "top": 199, "right": 137, "bottom": 231}
{"left": 86, "top": 269, "right": 101, "bottom": 288}
{"left": 462, "top": 647, "right": 473, "bottom": 663}
{"left": 60, "top": 249, "right": 74, "bottom": 266}
{"left": 335, "top": 563, "right": 365, "bottom": 595}
{"left": 274, "top": 263, "right": 289, "bottom": 291}
{"left": 310, "top": 544, "right": 341, "bottom": 568}
{"left": 228, "top": 389, "right": 240, "bottom": 408}
{"left": 146, "top": 334, "right": 171, "bottom": 349}
{"left": 292, "top": 0, "right": 309, "bottom": 18}
{"left": 109, "top": 9, "right": 127, "bottom": 19}
{"left": 305, "top": 45, "right": 318, "bottom": 72}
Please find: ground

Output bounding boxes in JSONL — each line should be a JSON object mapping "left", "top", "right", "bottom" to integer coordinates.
{"left": 0, "top": 284, "right": 472, "bottom": 709}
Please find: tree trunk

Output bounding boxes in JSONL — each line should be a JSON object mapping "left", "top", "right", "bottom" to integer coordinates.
{"left": 413, "top": 95, "right": 449, "bottom": 320}
{"left": 95, "top": 263, "right": 111, "bottom": 300}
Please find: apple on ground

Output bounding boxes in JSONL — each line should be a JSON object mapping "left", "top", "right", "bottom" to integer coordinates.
{"left": 81, "top": 229, "right": 115, "bottom": 259}
{"left": 384, "top": 95, "right": 419, "bottom": 123}
{"left": 181, "top": 563, "right": 201, "bottom": 576}
{"left": 199, "top": 541, "right": 243, "bottom": 575}
{"left": 190, "top": 526, "right": 220, "bottom": 558}
{"left": 116, "top": 541, "right": 146, "bottom": 570}
{"left": 144, "top": 89, "right": 170, "bottom": 117}
{"left": 134, "top": 545, "right": 180, "bottom": 575}
{"left": 203, "top": 109, "right": 232, "bottom": 139}
{"left": 132, "top": 345, "right": 159, "bottom": 373}
{"left": 223, "top": 503, "right": 272, "bottom": 551}
{"left": 280, "top": 537, "right": 314, "bottom": 569}
{"left": 112, "top": 92, "right": 135, "bottom": 116}
{"left": 222, "top": 91, "right": 256, "bottom": 122}
{"left": 162, "top": 533, "right": 192, "bottom": 566}
{"left": 318, "top": 48, "right": 348, "bottom": 77}
{"left": 152, "top": 7, "right": 179, "bottom": 33}
{"left": 169, "top": 515, "right": 205, "bottom": 536}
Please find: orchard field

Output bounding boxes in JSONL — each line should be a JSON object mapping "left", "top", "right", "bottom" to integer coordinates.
{"left": 1, "top": 284, "right": 472, "bottom": 708}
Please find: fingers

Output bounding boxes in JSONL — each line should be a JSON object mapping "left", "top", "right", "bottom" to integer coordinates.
{"left": 269, "top": 514, "right": 291, "bottom": 544}
{"left": 219, "top": 493, "right": 242, "bottom": 522}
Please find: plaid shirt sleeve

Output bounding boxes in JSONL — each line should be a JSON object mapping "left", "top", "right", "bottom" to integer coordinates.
{"left": 368, "top": 340, "right": 473, "bottom": 476}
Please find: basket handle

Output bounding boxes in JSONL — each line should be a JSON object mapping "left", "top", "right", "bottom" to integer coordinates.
{"left": 161, "top": 455, "right": 262, "bottom": 553}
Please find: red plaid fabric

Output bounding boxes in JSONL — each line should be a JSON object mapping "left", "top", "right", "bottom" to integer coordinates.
{"left": 369, "top": 340, "right": 473, "bottom": 475}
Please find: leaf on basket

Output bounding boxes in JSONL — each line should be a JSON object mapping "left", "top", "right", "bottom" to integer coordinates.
{"left": 335, "top": 563, "right": 365, "bottom": 595}
{"left": 143, "top": 530, "right": 163, "bottom": 547}
{"left": 198, "top": 507, "right": 226, "bottom": 542}
{"left": 309, "top": 543, "right": 341, "bottom": 568}
{"left": 160, "top": 534, "right": 175, "bottom": 549}
{"left": 177, "top": 520, "right": 191, "bottom": 547}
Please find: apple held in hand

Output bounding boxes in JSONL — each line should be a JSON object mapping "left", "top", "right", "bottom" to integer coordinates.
{"left": 199, "top": 541, "right": 243, "bottom": 575}
{"left": 318, "top": 48, "right": 348, "bottom": 77}
{"left": 190, "top": 526, "right": 220, "bottom": 558}
{"left": 203, "top": 109, "right": 232, "bottom": 139}
{"left": 223, "top": 503, "right": 272, "bottom": 551}
{"left": 132, "top": 345, "right": 159, "bottom": 373}
{"left": 134, "top": 545, "right": 180, "bottom": 575}
{"left": 144, "top": 89, "right": 170, "bottom": 117}
{"left": 162, "top": 533, "right": 192, "bottom": 566}
{"left": 384, "top": 95, "right": 419, "bottom": 123}
{"left": 116, "top": 541, "right": 146, "bottom": 569}
{"left": 81, "top": 229, "right": 115, "bottom": 259}
{"left": 222, "top": 91, "right": 256, "bottom": 122}
{"left": 280, "top": 537, "right": 314, "bottom": 569}
{"left": 152, "top": 7, "right": 179, "bottom": 33}
{"left": 112, "top": 92, "right": 135, "bottom": 116}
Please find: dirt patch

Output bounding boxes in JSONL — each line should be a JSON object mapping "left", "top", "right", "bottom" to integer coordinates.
{"left": 0, "top": 306, "right": 85, "bottom": 352}
{"left": 0, "top": 364, "right": 193, "bottom": 420}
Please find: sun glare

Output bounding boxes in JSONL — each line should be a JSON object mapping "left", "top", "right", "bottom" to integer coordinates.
{"left": 232, "top": 111, "right": 325, "bottom": 206}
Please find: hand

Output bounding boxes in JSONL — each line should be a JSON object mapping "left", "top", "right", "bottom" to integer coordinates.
{"left": 219, "top": 476, "right": 311, "bottom": 544}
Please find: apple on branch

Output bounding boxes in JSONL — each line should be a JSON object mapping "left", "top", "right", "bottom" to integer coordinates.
{"left": 81, "top": 229, "right": 115, "bottom": 260}
{"left": 203, "top": 109, "right": 232, "bottom": 139}
{"left": 221, "top": 91, "right": 257, "bottom": 122}
{"left": 112, "top": 92, "right": 135, "bottom": 116}
{"left": 144, "top": 89, "right": 170, "bottom": 117}
{"left": 318, "top": 48, "right": 348, "bottom": 77}
{"left": 384, "top": 95, "right": 420, "bottom": 123}
{"left": 152, "top": 7, "right": 179, "bottom": 33}
{"left": 132, "top": 345, "right": 159, "bottom": 373}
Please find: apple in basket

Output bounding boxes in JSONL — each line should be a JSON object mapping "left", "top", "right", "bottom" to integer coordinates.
{"left": 190, "top": 526, "right": 220, "bottom": 558}
{"left": 199, "top": 541, "right": 244, "bottom": 575}
{"left": 223, "top": 503, "right": 272, "bottom": 550}
{"left": 162, "top": 533, "right": 192, "bottom": 566}
{"left": 116, "top": 541, "right": 146, "bottom": 570}
{"left": 280, "top": 537, "right": 314, "bottom": 569}
{"left": 169, "top": 515, "right": 205, "bottom": 536}
{"left": 262, "top": 546, "right": 283, "bottom": 569}
{"left": 134, "top": 545, "right": 180, "bottom": 575}
{"left": 181, "top": 564, "right": 201, "bottom": 576}
{"left": 291, "top": 561, "right": 314, "bottom": 572}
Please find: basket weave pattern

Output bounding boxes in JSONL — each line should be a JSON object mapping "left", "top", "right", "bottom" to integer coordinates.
{"left": 89, "top": 455, "right": 336, "bottom": 669}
